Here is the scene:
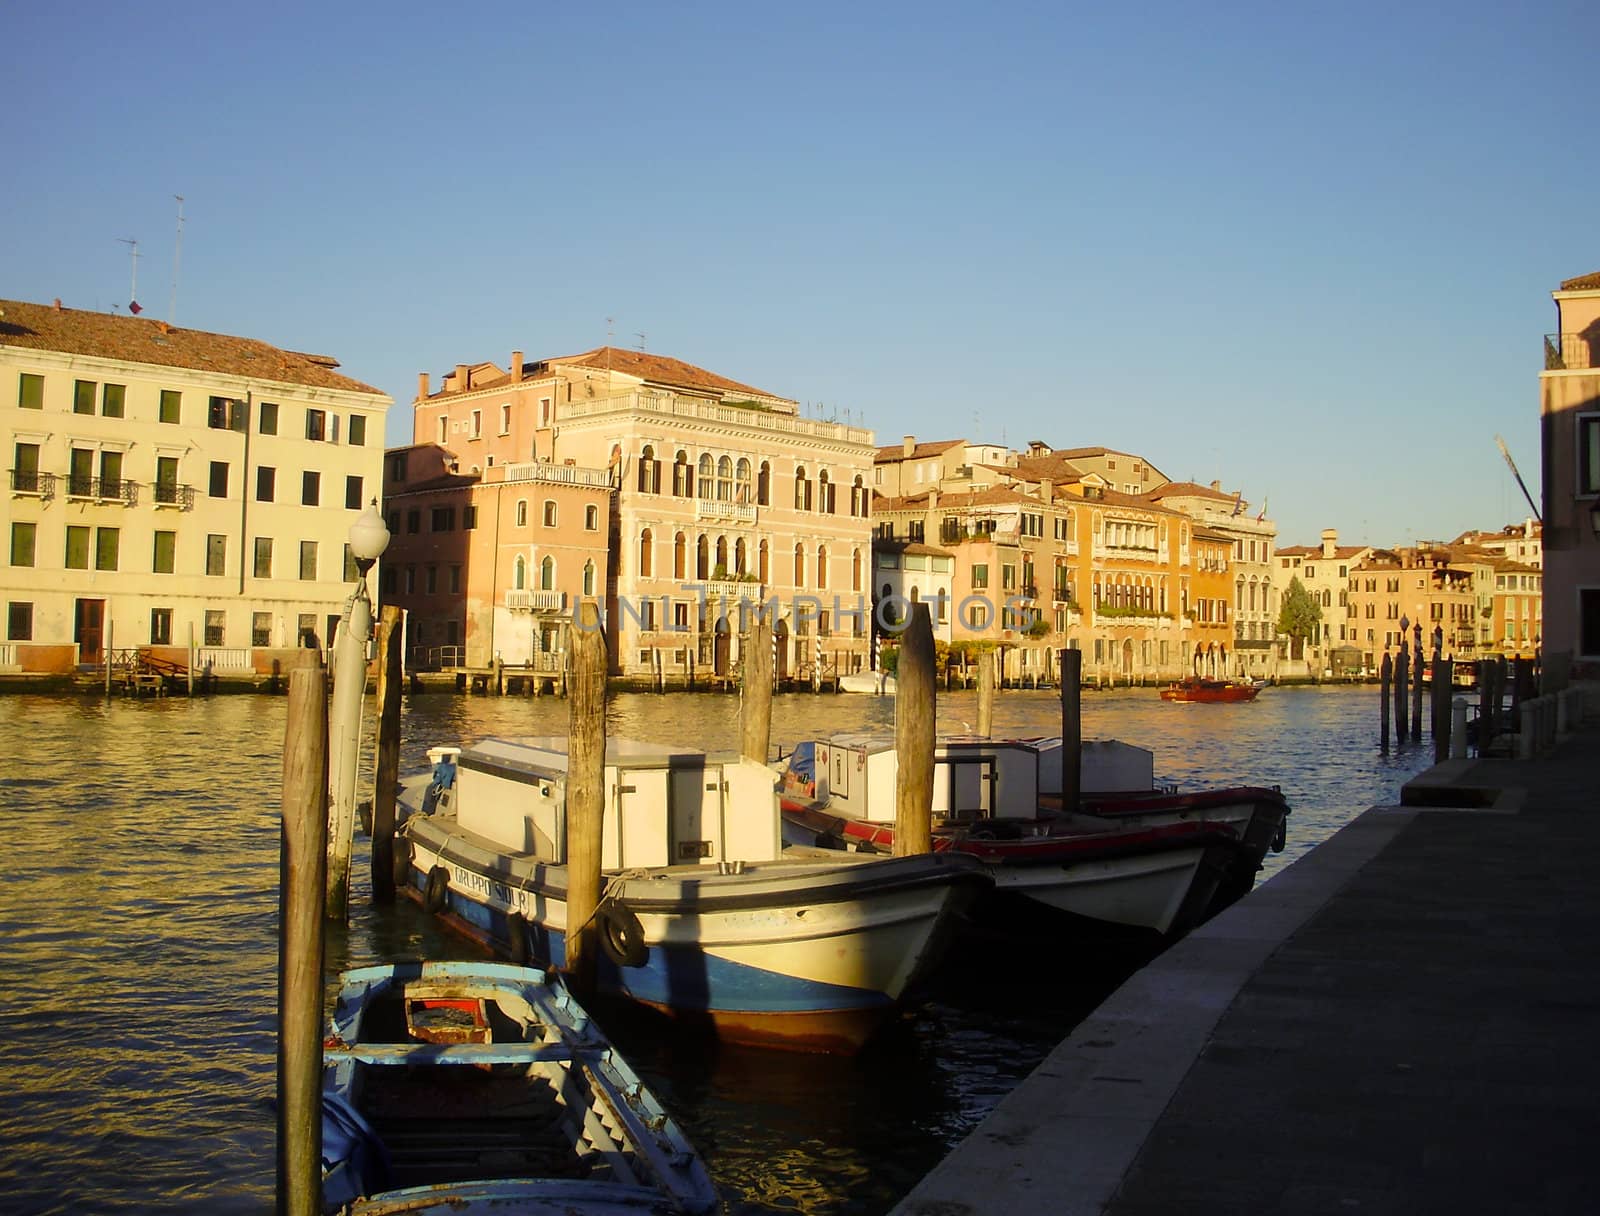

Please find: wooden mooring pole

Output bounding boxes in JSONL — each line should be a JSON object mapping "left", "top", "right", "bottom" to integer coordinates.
{"left": 893, "top": 604, "right": 936, "bottom": 857}
{"left": 741, "top": 608, "right": 773, "bottom": 765}
{"left": 1411, "top": 640, "right": 1424, "bottom": 742}
{"left": 565, "top": 601, "right": 607, "bottom": 999}
{"left": 1478, "top": 660, "right": 1494, "bottom": 753}
{"left": 976, "top": 647, "right": 995, "bottom": 738}
{"left": 1060, "top": 647, "right": 1082, "bottom": 811}
{"left": 370, "top": 605, "right": 403, "bottom": 904}
{"left": 1393, "top": 645, "right": 1409, "bottom": 738}
{"left": 1380, "top": 653, "right": 1392, "bottom": 748}
{"left": 277, "top": 662, "right": 328, "bottom": 1216}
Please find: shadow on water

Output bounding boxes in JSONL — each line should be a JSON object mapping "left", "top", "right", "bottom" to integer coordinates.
{"left": 0, "top": 685, "right": 1434, "bottom": 1215}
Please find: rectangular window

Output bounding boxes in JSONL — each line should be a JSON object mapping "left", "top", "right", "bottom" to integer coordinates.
{"left": 252, "top": 612, "right": 272, "bottom": 646}
{"left": 431, "top": 506, "right": 455, "bottom": 532}
{"left": 74, "top": 379, "right": 96, "bottom": 414}
{"left": 345, "top": 475, "right": 362, "bottom": 510}
{"left": 18, "top": 373, "right": 44, "bottom": 410}
{"left": 256, "top": 466, "right": 275, "bottom": 502}
{"left": 65, "top": 525, "right": 90, "bottom": 569}
{"left": 300, "top": 541, "right": 318, "bottom": 580}
{"left": 209, "top": 462, "right": 229, "bottom": 498}
{"left": 208, "top": 396, "right": 239, "bottom": 430}
{"left": 205, "top": 534, "right": 226, "bottom": 577}
{"left": 101, "top": 383, "right": 125, "bottom": 418}
{"left": 301, "top": 470, "right": 320, "bottom": 506}
{"left": 8, "top": 602, "right": 33, "bottom": 641}
{"left": 150, "top": 608, "right": 173, "bottom": 646}
{"left": 155, "top": 456, "right": 180, "bottom": 504}
{"left": 971, "top": 563, "right": 989, "bottom": 590}
{"left": 13, "top": 442, "right": 41, "bottom": 493}
{"left": 470, "top": 410, "right": 482, "bottom": 438}
{"left": 259, "top": 401, "right": 279, "bottom": 434}
{"left": 153, "top": 530, "right": 176, "bottom": 574}
{"left": 348, "top": 414, "right": 366, "bottom": 446}
{"left": 1579, "top": 414, "right": 1600, "bottom": 497}
{"left": 95, "top": 528, "right": 119, "bottom": 571}
{"left": 298, "top": 614, "right": 317, "bottom": 647}
{"left": 463, "top": 505, "right": 477, "bottom": 530}
{"left": 99, "top": 450, "right": 123, "bottom": 499}
{"left": 450, "top": 565, "right": 462, "bottom": 593}
{"left": 305, "top": 409, "right": 327, "bottom": 441}
{"left": 159, "top": 389, "right": 181, "bottom": 424}
{"left": 204, "top": 610, "right": 225, "bottom": 647}
{"left": 69, "top": 448, "right": 92, "bottom": 496}
{"left": 10, "top": 522, "right": 35, "bottom": 567}
{"left": 343, "top": 544, "right": 358, "bottom": 582}
{"left": 253, "top": 537, "right": 273, "bottom": 579}
{"left": 406, "top": 510, "right": 420, "bottom": 534}
{"left": 426, "top": 565, "right": 438, "bottom": 594}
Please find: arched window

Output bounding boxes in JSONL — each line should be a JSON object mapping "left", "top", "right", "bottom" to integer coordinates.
{"left": 715, "top": 535, "right": 729, "bottom": 576}
{"left": 794, "top": 466, "right": 811, "bottom": 511}
{"left": 696, "top": 534, "right": 709, "bottom": 580}
{"left": 540, "top": 555, "right": 555, "bottom": 590}
{"left": 673, "top": 450, "right": 692, "bottom": 497}
{"left": 757, "top": 461, "right": 771, "bottom": 506}
{"left": 515, "top": 499, "right": 528, "bottom": 527}
{"left": 673, "top": 532, "right": 686, "bottom": 580}
{"left": 734, "top": 537, "right": 747, "bottom": 576}
{"left": 816, "top": 544, "right": 828, "bottom": 588}
{"left": 513, "top": 556, "right": 526, "bottom": 590}
{"left": 582, "top": 560, "right": 596, "bottom": 597}
{"left": 542, "top": 500, "right": 557, "bottom": 527}
{"left": 758, "top": 538, "right": 769, "bottom": 584}
{"left": 584, "top": 504, "right": 599, "bottom": 530}
{"left": 736, "top": 458, "right": 752, "bottom": 503}
{"left": 639, "top": 529, "right": 653, "bottom": 578}
{"left": 794, "top": 542, "right": 805, "bottom": 586}
{"left": 638, "top": 444, "right": 660, "bottom": 494}
{"left": 852, "top": 548, "right": 862, "bottom": 591}
{"left": 818, "top": 470, "right": 834, "bottom": 513}
{"left": 851, "top": 475, "right": 865, "bottom": 517}
{"left": 717, "top": 455, "right": 733, "bottom": 502}
{"left": 697, "top": 454, "right": 714, "bottom": 499}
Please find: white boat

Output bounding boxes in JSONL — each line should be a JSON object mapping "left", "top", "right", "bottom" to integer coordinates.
{"left": 396, "top": 737, "right": 986, "bottom": 1053}
{"left": 778, "top": 734, "right": 1289, "bottom": 936}
{"left": 837, "top": 671, "right": 895, "bottom": 694}
{"left": 320, "top": 960, "right": 718, "bottom": 1214}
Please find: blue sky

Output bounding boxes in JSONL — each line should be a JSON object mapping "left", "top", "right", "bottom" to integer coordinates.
{"left": 6, "top": 0, "right": 1590, "bottom": 548}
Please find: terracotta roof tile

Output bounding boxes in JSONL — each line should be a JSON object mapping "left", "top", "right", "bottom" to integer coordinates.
{"left": 548, "top": 346, "right": 787, "bottom": 402}
{"left": 1559, "top": 271, "right": 1600, "bottom": 291}
{"left": 0, "top": 298, "right": 384, "bottom": 395}
{"left": 875, "top": 439, "right": 964, "bottom": 461}
{"left": 1144, "top": 480, "right": 1240, "bottom": 504}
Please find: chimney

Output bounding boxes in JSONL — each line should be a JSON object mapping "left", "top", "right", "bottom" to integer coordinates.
{"left": 53, "top": 298, "right": 62, "bottom": 311}
{"left": 902, "top": 434, "right": 915, "bottom": 458}
{"left": 510, "top": 351, "right": 523, "bottom": 384}
{"left": 454, "top": 363, "right": 469, "bottom": 392}
{"left": 1210, "top": 479, "right": 1221, "bottom": 491}
{"left": 158, "top": 320, "right": 170, "bottom": 335}
{"left": 417, "top": 371, "right": 431, "bottom": 400}
{"left": 1041, "top": 478, "right": 1054, "bottom": 504}
{"left": 1321, "top": 528, "right": 1337, "bottom": 559}
{"left": 928, "top": 487, "right": 939, "bottom": 510}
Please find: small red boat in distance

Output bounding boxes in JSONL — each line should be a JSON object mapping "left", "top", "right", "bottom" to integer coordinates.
{"left": 1160, "top": 676, "right": 1262, "bottom": 703}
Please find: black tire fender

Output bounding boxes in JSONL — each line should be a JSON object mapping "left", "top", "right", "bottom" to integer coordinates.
{"left": 507, "top": 912, "right": 530, "bottom": 965}
{"left": 596, "top": 902, "right": 648, "bottom": 968}
{"left": 391, "top": 840, "right": 413, "bottom": 892}
{"left": 424, "top": 865, "right": 451, "bottom": 914}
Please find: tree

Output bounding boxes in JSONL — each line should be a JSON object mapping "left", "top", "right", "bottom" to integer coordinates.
{"left": 1277, "top": 576, "right": 1322, "bottom": 658}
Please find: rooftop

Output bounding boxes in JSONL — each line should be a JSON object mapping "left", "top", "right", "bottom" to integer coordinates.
{"left": 0, "top": 297, "right": 384, "bottom": 395}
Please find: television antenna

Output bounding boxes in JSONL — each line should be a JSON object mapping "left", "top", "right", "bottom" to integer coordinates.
{"left": 117, "top": 237, "right": 142, "bottom": 313}
{"left": 170, "top": 195, "right": 185, "bottom": 324}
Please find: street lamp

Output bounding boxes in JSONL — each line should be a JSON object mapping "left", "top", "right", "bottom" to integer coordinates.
{"left": 327, "top": 500, "right": 391, "bottom": 920}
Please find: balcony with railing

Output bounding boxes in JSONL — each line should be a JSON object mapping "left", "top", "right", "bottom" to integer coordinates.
{"left": 1544, "top": 332, "right": 1599, "bottom": 371}
{"left": 10, "top": 469, "right": 56, "bottom": 499}
{"left": 66, "top": 476, "right": 139, "bottom": 505}
{"left": 698, "top": 579, "right": 765, "bottom": 600}
{"left": 153, "top": 482, "right": 196, "bottom": 510}
{"left": 694, "top": 498, "right": 757, "bottom": 523}
{"left": 506, "top": 589, "right": 567, "bottom": 613}
{"left": 502, "top": 460, "right": 614, "bottom": 489}
{"left": 558, "top": 389, "right": 875, "bottom": 446}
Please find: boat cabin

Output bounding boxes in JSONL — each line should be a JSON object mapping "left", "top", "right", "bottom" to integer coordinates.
{"left": 803, "top": 734, "right": 1158, "bottom": 822}
{"left": 451, "top": 737, "right": 782, "bottom": 868}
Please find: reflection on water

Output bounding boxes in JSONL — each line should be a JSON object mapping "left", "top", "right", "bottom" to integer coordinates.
{"left": 0, "top": 685, "right": 1433, "bottom": 1214}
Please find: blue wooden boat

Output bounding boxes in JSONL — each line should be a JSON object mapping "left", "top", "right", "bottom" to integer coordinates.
{"left": 396, "top": 737, "right": 987, "bottom": 1053}
{"left": 321, "top": 960, "right": 719, "bottom": 1215}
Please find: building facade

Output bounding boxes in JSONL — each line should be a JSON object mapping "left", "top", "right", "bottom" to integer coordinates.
{"left": 1539, "top": 271, "right": 1600, "bottom": 677}
{"left": 405, "top": 346, "right": 875, "bottom": 680}
{"left": 2, "top": 298, "right": 390, "bottom": 675}
{"left": 1275, "top": 529, "right": 1372, "bottom": 674}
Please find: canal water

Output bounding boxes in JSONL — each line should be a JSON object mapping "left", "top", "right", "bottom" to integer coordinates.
{"left": 0, "top": 684, "right": 1434, "bottom": 1214}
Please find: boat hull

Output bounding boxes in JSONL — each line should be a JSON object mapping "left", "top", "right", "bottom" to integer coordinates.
{"left": 1160, "top": 678, "right": 1261, "bottom": 702}
{"left": 399, "top": 815, "right": 984, "bottom": 1053}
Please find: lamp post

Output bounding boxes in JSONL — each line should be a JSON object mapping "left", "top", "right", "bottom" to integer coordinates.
{"left": 327, "top": 501, "right": 390, "bottom": 921}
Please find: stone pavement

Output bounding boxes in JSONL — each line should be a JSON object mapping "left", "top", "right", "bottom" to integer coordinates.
{"left": 893, "top": 707, "right": 1600, "bottom": 1216}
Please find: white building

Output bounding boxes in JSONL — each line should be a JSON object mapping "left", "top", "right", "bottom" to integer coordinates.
{"left": 2, "top": 298, "right": 390, "bottom": 674}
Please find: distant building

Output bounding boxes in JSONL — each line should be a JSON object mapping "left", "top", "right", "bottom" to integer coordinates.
{"left": 1539, "top": 273, "right": 1600, "bottom": 677}
{"left": 1276, "top": 529, "right": 1372, "bottom": 673}
{"left": 1, "top": 297, "right": 390, "bottom": 675}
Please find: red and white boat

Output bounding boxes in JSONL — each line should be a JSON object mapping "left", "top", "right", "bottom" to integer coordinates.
{"left": 1159, "top": 676, "right": 1262, "bottom": 703}
{"left": 778, "top": 735, "right": 1289, "bottom": 939}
